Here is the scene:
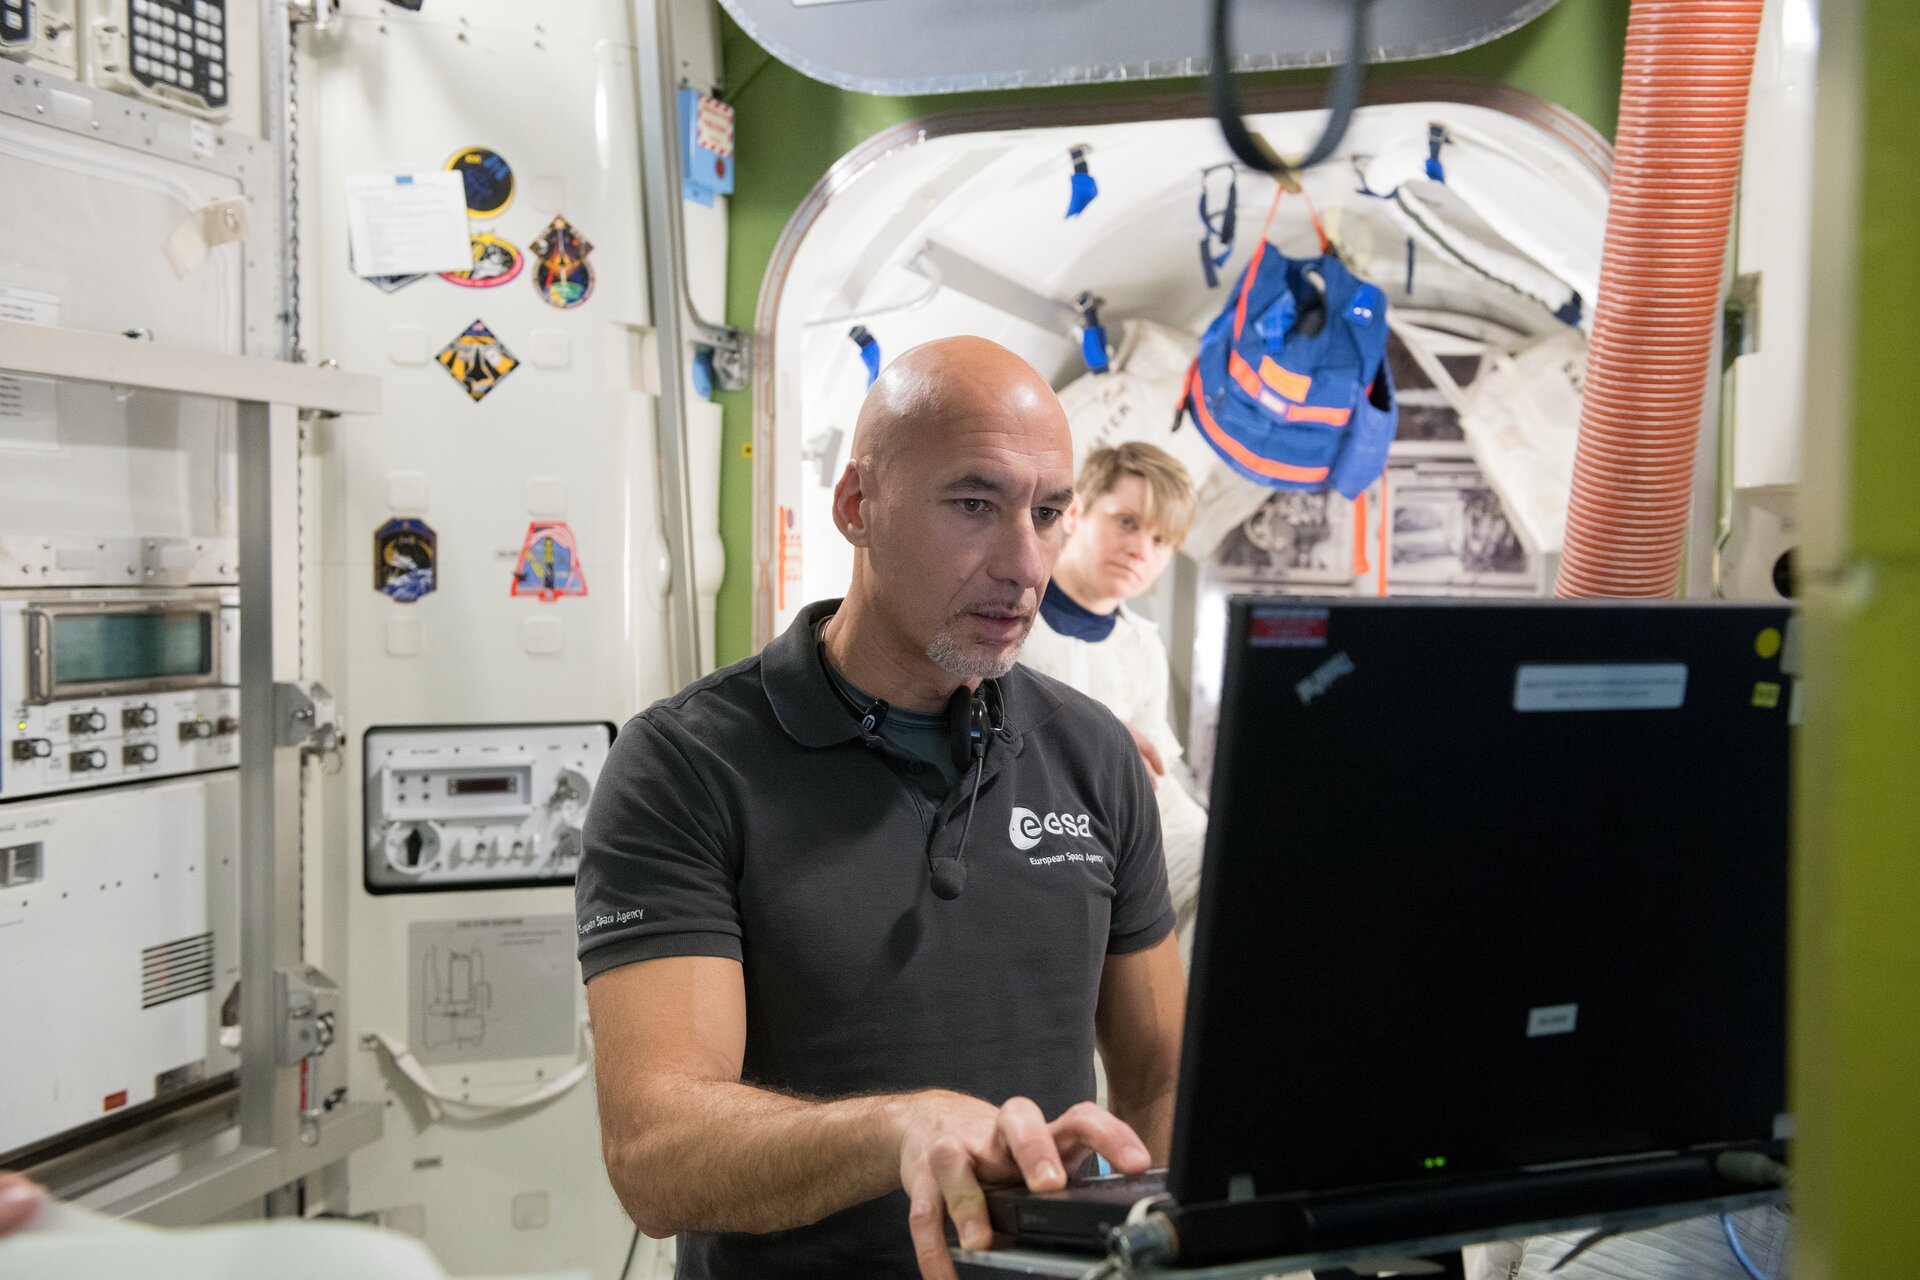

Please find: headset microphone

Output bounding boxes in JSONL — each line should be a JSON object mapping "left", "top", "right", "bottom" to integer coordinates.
{"left": 931, "top": 691, "right": 993, "bottom": 901}
{"left": 928, "top": 857, "right": 968, "bottom": 901}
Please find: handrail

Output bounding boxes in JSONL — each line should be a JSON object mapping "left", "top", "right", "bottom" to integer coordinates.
{"left": 0, "top": 320, "right": 380, "bottom": 415}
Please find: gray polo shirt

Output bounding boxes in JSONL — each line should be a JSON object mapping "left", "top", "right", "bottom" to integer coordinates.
{"left": 577, "top": 598, "right": 1174, "bottom": 1279}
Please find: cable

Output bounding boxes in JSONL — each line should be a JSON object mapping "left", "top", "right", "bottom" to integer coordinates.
{"left": 361, "top": 1026, "right": 593, "bottom": 1120}
{"left": 1721, "top": 1212, "right": 1772, "bottom": 1280}
{"left": 1210, "top": 0, "right": 1373, "bottom": 178}
{"left": 619, "top": 1225, "right": 642, "bottom": 1280}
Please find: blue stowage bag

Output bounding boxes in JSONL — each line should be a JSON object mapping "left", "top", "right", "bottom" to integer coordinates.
{"left": 1182, "top": 244, "right": 1399, "bottom": 499}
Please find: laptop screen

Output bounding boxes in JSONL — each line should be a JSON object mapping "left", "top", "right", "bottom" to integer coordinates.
{"left": 1169, "top": 599, "right": 1792, "bottom": 1205}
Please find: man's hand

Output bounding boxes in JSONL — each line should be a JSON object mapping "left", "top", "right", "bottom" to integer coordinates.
{"left": 896, "top": 1092, "right": 1151, "bottom": 1280}
{"left": 1123, "top": 721, "right": 1165, "bottom": 783}
{"left": 0, "top": 1172, "right": 43, "bottom": 1236}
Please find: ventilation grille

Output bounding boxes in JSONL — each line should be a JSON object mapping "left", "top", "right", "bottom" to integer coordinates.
{"left": 141, "top": 933, "right": 214, "bottom": 1009}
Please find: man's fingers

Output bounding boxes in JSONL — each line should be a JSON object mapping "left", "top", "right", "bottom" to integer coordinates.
{"left": 996, "top": 1095, "right": 1067, "bottom": 1191}
{"left": 0, "top": 1173, "right": 43, "bottom": 1236}
{"left": 929, "top": 1134, "right": 993, "bottom": 1253}
{"left": 905, "top": 1169, "right": 961, "bottom": 1280}
{"left": 1050, "top": 1101, "right": 1154, "bottom": 1174}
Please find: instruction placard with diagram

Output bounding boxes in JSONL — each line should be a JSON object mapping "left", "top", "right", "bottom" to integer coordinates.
{"left": 407, "top": 915, "right": 576, "bottom": 1065}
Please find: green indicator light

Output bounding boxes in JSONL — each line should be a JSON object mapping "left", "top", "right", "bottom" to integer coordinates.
{"left": 1423, "top": 1156, "right": 1448, "bottom": 1170}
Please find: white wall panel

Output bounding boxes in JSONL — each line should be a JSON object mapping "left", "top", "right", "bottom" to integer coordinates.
{"left": 303, "top": 2, "right": 676, "bottom": 1274}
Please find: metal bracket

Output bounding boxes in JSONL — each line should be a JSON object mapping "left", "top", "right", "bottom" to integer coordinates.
{"left": 696, "top": 322, "right": 751, "bottom": 391}
{"left": 273, "top": 680, "right": 338, "bottom": 752}
{"left": 1724, "top": 271, "right": 1763, "bottom": 364}
{"left": 273, "top": 965, "right": 339, "bottom": 1068}
{"left": 286, "top": 0, "right": 339, "bottom": 28}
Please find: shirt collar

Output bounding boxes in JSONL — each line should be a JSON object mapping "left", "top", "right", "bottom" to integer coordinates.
{"left": 762, "top": 598, "right": 1063, "bottom": 749}
{"left": 1040, "top": 579, "right": 1119, "bottom": 642}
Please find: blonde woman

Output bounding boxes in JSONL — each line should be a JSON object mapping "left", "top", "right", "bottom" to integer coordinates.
{"left": 1021, "top": 442, "right": 1208, "bottom": 962}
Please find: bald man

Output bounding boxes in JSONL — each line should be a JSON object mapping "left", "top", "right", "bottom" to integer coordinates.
{"left": 577, "top": 337, "right": 1185, "bottom": 1279}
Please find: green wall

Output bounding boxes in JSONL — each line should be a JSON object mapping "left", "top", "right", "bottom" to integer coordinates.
{"left": 1791, "top": 0, "right": 1920, "bottom": 1273}
{"left": 711, "top": 0, "right": 1631, "bottom": 665}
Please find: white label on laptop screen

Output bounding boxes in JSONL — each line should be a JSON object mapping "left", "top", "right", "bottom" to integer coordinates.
{"left": 1527, "top": 1003, "right": 1579, "bottom": 1037}
{"left": 1513, "top": 663, "right": 1688, "bottom": 712}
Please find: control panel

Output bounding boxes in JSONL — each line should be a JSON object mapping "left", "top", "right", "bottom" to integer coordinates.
{"left": 1, "top": 0, "right": 30, "bottom": 53}
{"left": 0, "top": 0, "right": 77, "bottom": 80}
{"left": 363, "top": 722, "right": 614, "bottom": 894}
{"left": 83, "top": 0, "right": 230, "bottom": 121}
{"left": 1, "top": 590, "right": 239, "bottom": 801}
{"left": 0, "top": 772, "right": 240, "bottom": 1160}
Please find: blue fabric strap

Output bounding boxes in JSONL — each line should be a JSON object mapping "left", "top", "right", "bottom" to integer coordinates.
{"left": 1066, "top": 145, "right": 1099, "bottom": 219}
{"left": 849, "top": 325, "right": 882, "bottom": 387}
{"left": 1424, "top": 122, "right": 1449, "bottom": 182}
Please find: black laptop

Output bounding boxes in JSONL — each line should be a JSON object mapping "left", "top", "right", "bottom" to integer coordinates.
{"left": 988, "top": 599, "right": 1793, "bottom": 1265}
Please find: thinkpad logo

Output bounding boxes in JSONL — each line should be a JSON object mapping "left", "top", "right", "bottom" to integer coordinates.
{"left": 1009, "top": 806, "right": 1092, "bottom": 850}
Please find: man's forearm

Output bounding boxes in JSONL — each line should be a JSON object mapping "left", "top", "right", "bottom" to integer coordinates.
{"left": 606, "top": 1076, "right": 918, "bottom": 1237}
{"left": 1108, "top": 1083, "right": 1177, "bottom": 1164}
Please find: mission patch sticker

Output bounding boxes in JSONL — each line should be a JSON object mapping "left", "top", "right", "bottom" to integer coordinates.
{"left": 445, "top": 146, "right": 514, "bottom": 218}
{"left": 440, "top": 231, "right": 524, "bottom": 288}
{"left": 530, "top": 215, "right": 595, "bottom": 309}
{"left": 511, "top": 522, "right": 588, "bottom": 601}
{"left": 436, "top": 319, "right": 519, "bottom": 401}
{"left": 374, "top": 518, "right": 437, "bottom": 602}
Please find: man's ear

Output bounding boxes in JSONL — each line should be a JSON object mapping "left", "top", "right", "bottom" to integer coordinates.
{"left": 831, "top": 460, "right": 872, "bottom": 547}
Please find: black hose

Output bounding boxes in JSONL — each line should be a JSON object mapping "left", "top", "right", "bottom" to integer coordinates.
{"left": 1210, "top": 0, "right": 1374, "bottom": 176}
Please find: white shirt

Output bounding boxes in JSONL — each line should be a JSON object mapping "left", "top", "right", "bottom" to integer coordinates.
{"left": 1019, "top": 603, "right": 1208, "bottom": 964}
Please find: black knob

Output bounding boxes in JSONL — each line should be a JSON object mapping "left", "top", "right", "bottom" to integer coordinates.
{"left": 123, "top": 704, "right": 160, "bottom": 730}
{"left": 68, "top": 710, "right": 108, "bottom": 735}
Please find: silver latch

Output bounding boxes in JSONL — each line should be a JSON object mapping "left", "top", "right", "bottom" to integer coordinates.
{"left": 274, "top": 964, "right": 339, "bottom": 1068}
{"left": 274, "top": 680, "right": 339, "bottom": 753}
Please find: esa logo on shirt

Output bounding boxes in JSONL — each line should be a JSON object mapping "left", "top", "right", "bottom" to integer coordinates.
{"left": 1009, "top": 805, "right": 1093, "bottom": 850}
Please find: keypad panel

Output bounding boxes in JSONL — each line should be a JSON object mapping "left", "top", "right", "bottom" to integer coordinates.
{"left": 126, "top": 0, "right": 226, "bottom": 107}
{"left": 0, "top": 0, "right": 31, "bottom": 49}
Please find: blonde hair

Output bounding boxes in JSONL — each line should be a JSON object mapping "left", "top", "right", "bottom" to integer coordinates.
{"left": 1075, "top": 442, "right": 1197, "bottom": 546}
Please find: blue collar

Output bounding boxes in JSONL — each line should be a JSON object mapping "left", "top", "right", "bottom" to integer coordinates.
{"left": 1040, "top": 580, "right": 1118, "bottom": 643}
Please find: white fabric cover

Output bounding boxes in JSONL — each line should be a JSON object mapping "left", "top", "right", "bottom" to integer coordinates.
{"left": 1019, "top": 606, "right": 1207, "bottom": 967}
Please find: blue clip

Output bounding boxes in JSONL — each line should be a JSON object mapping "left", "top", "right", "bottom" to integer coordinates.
{"left": 1348, "top": 283, "right": 1384, "bottom": 327}
{"left": 1424, "top": 123, "right": 1449, "bottom": 183}
{"left": 1555, "top": 290, "right": 1585, "bottom": 328}
{"left": 1066, "top": 145, "right": 1099, "bottom": 219}
{"left": 1074, "top": 293, "right": 1110, "bottom": 374}
{"left": 690, "top": 347, "right": 717, "bottom": 400}
{"left": 849, "top": 325, "right": 882, "bottom": 387}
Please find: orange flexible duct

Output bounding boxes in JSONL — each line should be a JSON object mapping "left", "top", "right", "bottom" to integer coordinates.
{"left": 1555, "top": 0, "right": 1765, "bottom": 599}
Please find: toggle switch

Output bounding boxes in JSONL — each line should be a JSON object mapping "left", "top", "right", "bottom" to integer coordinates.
{"left": 67, "top": 710, "right": 108, "bottom": 735}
